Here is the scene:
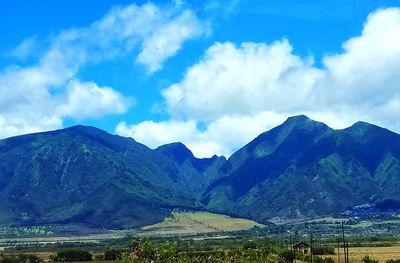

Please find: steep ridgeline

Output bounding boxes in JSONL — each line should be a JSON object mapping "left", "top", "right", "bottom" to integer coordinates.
{"left": 202, "top": 115, "right": 400, "bottom": 222}
{"left": 0, "top": 126, "right": 215, "bottom": 228}
{"left": 155, "top": 143, "right": 226, "bottom": 198}
{"left": 1, "top": 116, "right": 400, "bottom": 228}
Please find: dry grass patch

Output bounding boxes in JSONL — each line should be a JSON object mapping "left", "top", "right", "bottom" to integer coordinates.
{"left": 140, "top": 211, "right": 264, "bottom": 236}
{"left": 322, "top": 246, "right": 400, "bottom": 263}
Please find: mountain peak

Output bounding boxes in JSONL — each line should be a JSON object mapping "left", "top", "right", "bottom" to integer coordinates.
{"left": 67, "top": 124, "right": 104, "bottom": 134}
{"left": 350, "top": 121, "right": 374, "bottom": 129}
{"left": 344, "top": 120, "right": 397, "bottom": 140}
{"left": 156, "top": 142, "right": 195, "bottom": 164}
{"left": 282, "top": 115, "right": 327, "bottom": 130}
{"left": 286, "top": 114, "right": 310, "bottom": 122}
{"left": 345, "top": 120, "right": 392, "bottom": 135}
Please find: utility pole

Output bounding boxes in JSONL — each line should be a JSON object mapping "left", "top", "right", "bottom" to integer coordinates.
{"left": 310, "top": 233, "right": 314, "bottom": 263}
{"left": 341, "top": 221, "right": 347, "bottom": 263}
{"left": 293, "top": 235, "right": 297, "bottom": 263}
{"left": 185, "top": 241, "right": 192, "bottom": 263}
{"left": 290, "top": 236, "right": 294, "bottom": 263}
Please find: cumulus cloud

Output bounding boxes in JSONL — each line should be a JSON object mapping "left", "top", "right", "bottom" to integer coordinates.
{"left": 116, "top": 112, "right": 285, "bottom": 157}
{"left": 117, "top": 7, "right": 400, "bottom": 158}
{"left": 320, "top": 7, "right": 400, "bottom": 126}
{"left": 136, "top": 9, "right": 205, "bottom": 72}
{"left": 162, "top": 40, "right": 322, "bottom": 121}
{"left": 58, "top": 80, "right": 133, "bottom": 120}
{"left": 0, "top": 2, "right": 205, "bottom": 138}
{"left": 116, "top": 120, "right": 200, "bottom": 149}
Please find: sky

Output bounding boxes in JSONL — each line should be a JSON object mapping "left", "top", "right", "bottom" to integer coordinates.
{"left": 1, "top": 0, "right": 400, "bottom": 158}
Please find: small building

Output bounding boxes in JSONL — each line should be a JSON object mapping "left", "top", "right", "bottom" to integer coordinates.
{"left": 292, "top": 242, "right": 311, "bottom": 254}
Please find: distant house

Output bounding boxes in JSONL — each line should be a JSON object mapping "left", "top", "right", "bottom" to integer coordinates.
{"left": 292, "top": 242, "right": 311, "bottom": 254}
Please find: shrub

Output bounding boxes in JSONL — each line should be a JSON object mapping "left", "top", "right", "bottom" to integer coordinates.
{"left": 278, "top": 250, "right": 294, "bottom": 262}
{"left": 0, "top": 254, "right": 43, "bottom": 263}
{"left": 50, "top": 249, "right": 92, "bottom": 261}
{"left": 243, "top": 242, "right": 257, "bottom": 249}
{"left": 104, "top": 249, "right": 124, "bottom": 260}
{"left": 314, "top": 257, "right": 335, "bottom": 263}
{"left": 266, "top": 253, "right": 285, "bottom": 263}
{"left": 94, "top": 254, "right": 104, "bottom": 260}
{"left": 362, "top": 255, "right": 379, "bottom": 263}
{"left": 313, "top": 246, "right": 336, "bottom": 255}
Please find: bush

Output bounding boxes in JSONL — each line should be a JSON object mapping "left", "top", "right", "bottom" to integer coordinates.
{"left": 0, "top": 254, "right": 43, "bottom": 263}
{"left": 94, "top": 254, "right": 104, "bottom": 260}
{"left": 313, "top": 246, "right": 336, "bottom": 255}
{"left": 362, "top": 255, "right": 379, "bottom": 263}
{"left": 243, "top": 242, "right": 257, "bottom": 249}
{"left": 278, "top": 250, "right": 294, "bottom": 262}
{"left": 50, "top": 249, "right": 92, "bottom": 262}
{"left": 104, "top": 249, "right": 124, "bottom": 260}
{"left": 266, "top": 253, "right": 285, "bottom": 263}
{"left": 387, "top": 260, "right": 400, "bottom": 263}
{"left": 156, "top": 241, "right": 178, "bottom": 263}
{"left": 314, "top": 257, "right": 335, "bottom": 263}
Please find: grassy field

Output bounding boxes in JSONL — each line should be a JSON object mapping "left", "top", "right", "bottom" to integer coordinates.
{"left": 140, "top": 211, "right": 264, "bottom": 236}
{"left": 4, "top": 239, "right": 400, "bottom": 262}
{"left": 319, "top": 246, "right": 400, "bottom": 262}
{"left": 0, "top": 230, "right": 131, "bottom": 248}
{"left": 3, "top": 212, "right": 400, "bottom": 262}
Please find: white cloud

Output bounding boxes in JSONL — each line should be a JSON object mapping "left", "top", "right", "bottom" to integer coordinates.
{"left": 58, "top": 80, "right": 132, "bottom": 120}
{"left": 117, "top": 112, "right": 286, "bottom": 158}
{"left": 0, "top": 2, "right": 205, "bottom": 139}
{"left": 162, "top": 40, "right": 322, "bottom": 121}
{"left": 116, "top": 120, "right": 199, "bottom": 148}
{"left": 9, "top": 37, "right": 40, "bottom": 60}
{"left": 117, "top": 7, "right": 400, "bottom": 158}
{"left": 319, "top": 7, "right": 400, "bottom": 128}
{"left": 137, "top": 9, "right": 205, "bottom": 72}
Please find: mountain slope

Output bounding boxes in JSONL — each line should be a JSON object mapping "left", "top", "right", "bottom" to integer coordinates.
{"left": 156, "top": 143, "right": 227, "bottom": 197}
{"left": 0, "top": 126, "right": 203, "bottom": 228}
{"left": 202, "top": 115, "right": 400, "bottom": 222}
{"left": 1, "top": 116, "right": 400, "bottom": 228}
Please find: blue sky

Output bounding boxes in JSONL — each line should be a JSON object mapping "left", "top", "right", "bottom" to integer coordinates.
{"left": 1, "top": 0, "right": 400, "bottom": 157}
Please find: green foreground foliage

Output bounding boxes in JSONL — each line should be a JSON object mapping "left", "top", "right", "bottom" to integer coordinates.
{"left": 115, "top": 239, "right": 288, "bottom": 263}
{"left": 114, "top": 239, "right": 340, "bottom": 263}
{"left": 49, "top": 249, "right": 92, "bottom": 261}
{"left": 5, "top": 235, "right": 400, "bottom": 263}
{"left": 0, "top": 254, "right": 43, "bottom": 263}
{"left": 363, "top": 255, "right": 379, "bottom": 263}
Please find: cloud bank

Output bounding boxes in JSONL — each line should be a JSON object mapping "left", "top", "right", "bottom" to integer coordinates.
{"left": 0, "top": 2, "right": 205, "bottom": 138}
{"left": 117, "top": 8, "right": 400, "bottom": 158}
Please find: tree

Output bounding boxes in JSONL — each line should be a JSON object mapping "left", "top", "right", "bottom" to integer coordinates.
{"left": 49, "top": 249, "right": 92, "bottom": 261}
{"left": 117, "top": 240, "right": 180, "bottom": 263}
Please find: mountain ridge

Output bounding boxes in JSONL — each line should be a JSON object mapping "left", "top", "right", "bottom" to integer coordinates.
{"left": 201, "top": 115, "right": 400, "bottom": 221}
{"left": 1, "top": 115, "right": 400, "bottom": 228}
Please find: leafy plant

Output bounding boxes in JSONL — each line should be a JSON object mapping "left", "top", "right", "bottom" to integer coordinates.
{"left": 363, "top": 255, "right": 379, "bottom": 263}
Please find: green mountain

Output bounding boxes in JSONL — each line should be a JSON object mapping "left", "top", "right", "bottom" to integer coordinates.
{"left": 155, "top": 143, "right": 227, "bottom": 198}
{"left": 1, "top": 116, "right": 400, "bottom": 228}
{"left": 0, "top": 126, "right": 203, "bottom": 228}
{"left": 202, "top": 115, "right": 400, "bottom": 222}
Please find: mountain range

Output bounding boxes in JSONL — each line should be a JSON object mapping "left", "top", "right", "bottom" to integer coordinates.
{"left": 1, "top": 115, "right": 399, "bottom": 228}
